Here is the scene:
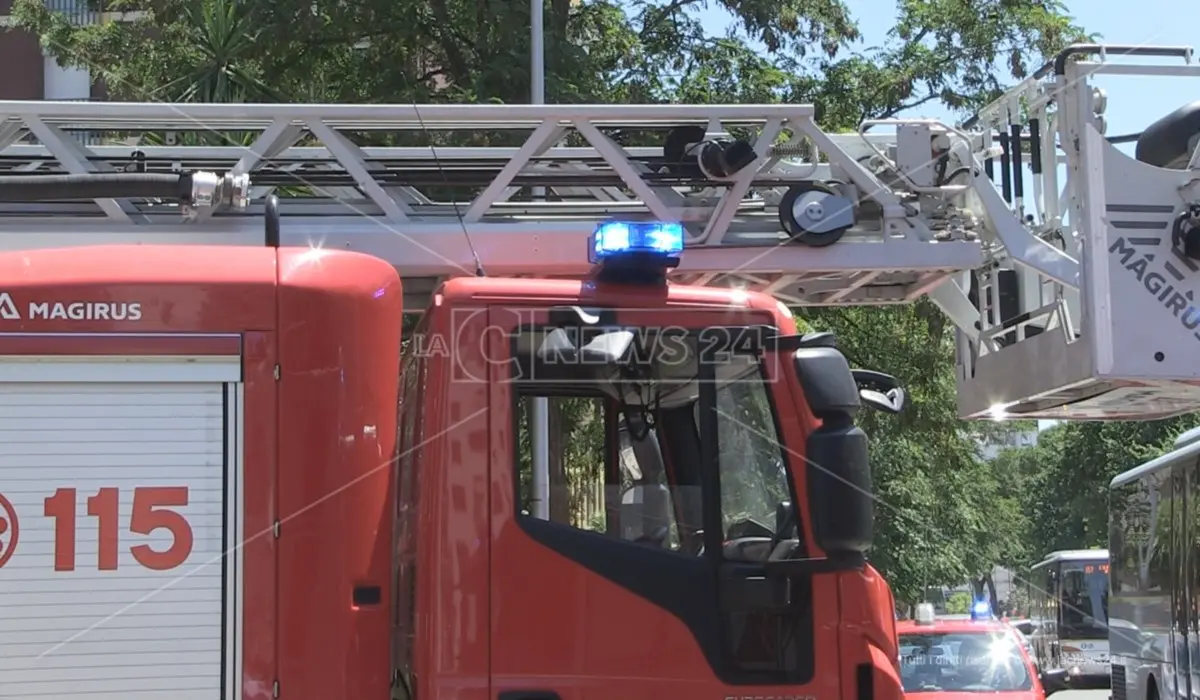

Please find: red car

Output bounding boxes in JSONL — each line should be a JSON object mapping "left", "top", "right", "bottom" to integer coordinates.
{"left": 899, "top": 604, "right": 1072, "bottom": 700}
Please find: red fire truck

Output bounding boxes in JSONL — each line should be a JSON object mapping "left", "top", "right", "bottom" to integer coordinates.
{"left": 0, "top": 101, "right": 913, "bottom": 700}
{"left": 2, "top": 48, "right": 1195, "bottom": 699}
{"left": 0, "top": 233, "right": 904, "bottom": 700}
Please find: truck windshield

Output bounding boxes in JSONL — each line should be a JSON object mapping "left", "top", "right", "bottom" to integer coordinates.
{"left": 1060, "top": 561, "right": 1109, "bottom": 639}
{"left": 899, "top": 631, "right": 1032, "bottom": 693}
{"left": 698, "top": 357, "right": 790, "bottom": 535}
{"left": 514, "top": 324, "right": 795, "bottom": 554}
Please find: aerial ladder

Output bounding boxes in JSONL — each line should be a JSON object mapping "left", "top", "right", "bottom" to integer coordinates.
{"left": 0, "top": 43, "right": 1198, "bottom": 421}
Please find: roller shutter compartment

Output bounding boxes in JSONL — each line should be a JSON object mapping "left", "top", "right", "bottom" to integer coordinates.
{"left": 0, "top": 381, "right": 232, "bottom": 700}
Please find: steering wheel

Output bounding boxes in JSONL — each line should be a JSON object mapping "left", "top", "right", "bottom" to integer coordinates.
{"left": 726, "top": 518, "right": 773, "bottom": 540}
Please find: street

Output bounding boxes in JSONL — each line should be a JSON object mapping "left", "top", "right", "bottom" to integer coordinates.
{"left": 1059, "top": 690, "right": 1111, "bottom": 700}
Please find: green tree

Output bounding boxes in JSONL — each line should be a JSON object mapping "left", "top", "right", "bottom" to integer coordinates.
{"left": 13, "top": 0, "right": 1088, "bottom": 112}
{"left": 1018, "top": 418, "right": 1197, "bottom": 559}
{"left": 945, "top": 591, "right": 972, "bottom": 615}
{"left": 802, "top": 303, "right": 1038, "bottom": 605}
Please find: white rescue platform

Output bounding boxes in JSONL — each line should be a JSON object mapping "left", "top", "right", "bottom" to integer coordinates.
{"left": 949, "top": 44, "right": 1200, "bottom": 420}
{"left": 0, "top": 357, "right": 243, "bottom": 700}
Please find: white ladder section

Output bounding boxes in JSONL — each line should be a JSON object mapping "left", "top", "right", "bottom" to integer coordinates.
{"left": 0, "top": 100, "right": 985, "bottom": 311}
{"left": 5, "top": 44, "right": 1200, "bottom": 423}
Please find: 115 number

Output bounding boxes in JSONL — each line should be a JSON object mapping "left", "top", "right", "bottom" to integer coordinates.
{"left": 43, "top": 486, "right": 194, "bottom": 571}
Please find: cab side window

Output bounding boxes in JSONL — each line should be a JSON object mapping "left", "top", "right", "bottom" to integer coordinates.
{"left": 514, "top": 394, "right": 690, "bottom": 552}
{"left": 515, "top": 395, "right": 609, "bottom": 531}
{"left": 698, "top": 361, "right": 791, "bottom": 541}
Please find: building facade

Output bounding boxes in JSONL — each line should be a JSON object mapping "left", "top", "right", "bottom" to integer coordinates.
{"left": 0, "top": 0, "right": 144, "bottom": 100}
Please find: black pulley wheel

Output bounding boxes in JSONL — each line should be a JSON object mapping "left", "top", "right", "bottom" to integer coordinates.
{"left": 1173, "top": 204, "right": 1200, "bottom": 260}
{"left": 778, "top": 181, "right": 852, "bottom": 247}
{"left": 662, "top": 125, "right": 706, "bottom": 174}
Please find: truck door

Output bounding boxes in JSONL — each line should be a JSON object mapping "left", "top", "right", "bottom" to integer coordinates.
{"left": 485, "top": 307, "right": 827, "bottom": 700}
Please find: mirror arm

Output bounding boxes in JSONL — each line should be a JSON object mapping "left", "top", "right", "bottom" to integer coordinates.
{"left": 851, "top": 368, "right": 899, "bottom": 391}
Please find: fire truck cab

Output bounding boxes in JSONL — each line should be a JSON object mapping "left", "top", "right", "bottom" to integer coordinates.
{"left": 393, "top": 223, "right": 904, "bottom": 700}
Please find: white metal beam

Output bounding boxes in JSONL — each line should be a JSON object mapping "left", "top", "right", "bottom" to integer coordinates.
{"left": 0, "top": 98, "right": 993, "bottom": 314}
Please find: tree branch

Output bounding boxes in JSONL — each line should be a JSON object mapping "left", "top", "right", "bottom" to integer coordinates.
{"left": 418, "top": 68, "right": 447, "bottom": 84}
{"left": 869, "top": 91, "right": 942, "bottom": 122}
{"left": 423, "top": 0, "right": 471, "bottom": 78}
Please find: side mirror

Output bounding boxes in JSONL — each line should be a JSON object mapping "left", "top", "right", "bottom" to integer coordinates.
{"left": 792, "top": 346, "right": 872, "bottom": 555}
{"left": 1040, "top": 668, "right": 1071, "bottom": 695}
{"left": 852, "top": 369, "right": 906, "bottom": 413}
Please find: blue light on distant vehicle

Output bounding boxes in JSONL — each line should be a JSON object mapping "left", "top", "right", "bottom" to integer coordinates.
{"left": 971, "top": 600, "right": 992, "bottom": 621}
{"left": 589, "top": 221, "right": 685, "bottom": 264}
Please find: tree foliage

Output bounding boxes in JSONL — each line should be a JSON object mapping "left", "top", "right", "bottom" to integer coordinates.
{"left": 802, "top": 303, "right": 1038, "bottom": 605}
{"left": 1007, "top": 418, "right": 1197, "bottom": 559}
{"left": 8, "top": 0, "right": 1098, "bottom": 604}
{"left": 12, "top": 0, "right": 1088, "bottom": 114}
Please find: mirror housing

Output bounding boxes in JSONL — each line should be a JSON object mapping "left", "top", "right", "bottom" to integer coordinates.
{"left": 1040, "top": 669, "right": 1071, "bottom": 695}
{"left": 852, "top": 368, "right": 906, "bottom": 413}
{"left": 792, "top": 343, "right": 872, "bottom": 554}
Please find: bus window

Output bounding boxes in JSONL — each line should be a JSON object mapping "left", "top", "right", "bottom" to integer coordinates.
{"left": 1060, "top": 563, "right": 1109, "bottom": 639}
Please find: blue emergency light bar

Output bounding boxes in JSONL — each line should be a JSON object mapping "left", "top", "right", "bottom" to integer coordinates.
{"left": 970, "top": 600, "right": 992, "bottom": 621}
{"left": 589, "top": 221, "right": 685, "bottom": 265}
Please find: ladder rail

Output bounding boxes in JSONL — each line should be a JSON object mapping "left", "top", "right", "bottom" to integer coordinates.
{"left": 0, "top": 99, "right": 990, "bottom": 321}
{"left": 0, "top": 100, "right": 818, "bottom": 129}
{"left": 16, "top": 70, "right": 1200, "bottom": 419}
{"left": 0, "top": 214, "right": 979, "bottom": 330}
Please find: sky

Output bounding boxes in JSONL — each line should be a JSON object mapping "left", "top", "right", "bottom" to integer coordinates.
{"left": 697, "top": 0, "right": 1200, "bottom": 150}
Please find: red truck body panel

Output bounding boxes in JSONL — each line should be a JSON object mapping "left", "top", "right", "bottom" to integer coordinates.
{"left": 0, "top": 245, "right": 401, "bottom": 700}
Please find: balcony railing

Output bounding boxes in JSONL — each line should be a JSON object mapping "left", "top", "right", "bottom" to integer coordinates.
{"left": 43, "top": 0, "right": 97, "bottom": 23}
{"left": 0, "top": 0, "right": 147, "bottom": 26}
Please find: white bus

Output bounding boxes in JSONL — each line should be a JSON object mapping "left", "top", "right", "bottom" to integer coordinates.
{"left": 1108, "top": 427, "right": 1200, "bottom": 700}
{"left": 1028, "top": 549, "right": 1111, "bottom": 688}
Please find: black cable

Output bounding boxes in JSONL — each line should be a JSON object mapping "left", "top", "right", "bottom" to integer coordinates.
{"left": 0, "top": 172, "right": 193, "bottom": 202}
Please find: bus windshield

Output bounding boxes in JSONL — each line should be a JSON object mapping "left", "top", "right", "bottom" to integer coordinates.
{"left": 1060, "top": 560, "right": 1109, "bottom": 639}
{"left": 899, "top": 631, "right": 1032, "bottom": 693}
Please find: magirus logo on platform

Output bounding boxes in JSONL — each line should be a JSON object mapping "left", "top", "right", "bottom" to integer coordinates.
{"left": 0, "top": 292, "right": 142, "bottom": 322}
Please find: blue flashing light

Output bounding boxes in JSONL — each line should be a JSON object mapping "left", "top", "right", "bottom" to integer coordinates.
{"left": 970, "top": 600, "right": 992, "bottom": 621}
{"left": 589, "top": 221, "right": 684, "bottom": 265}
